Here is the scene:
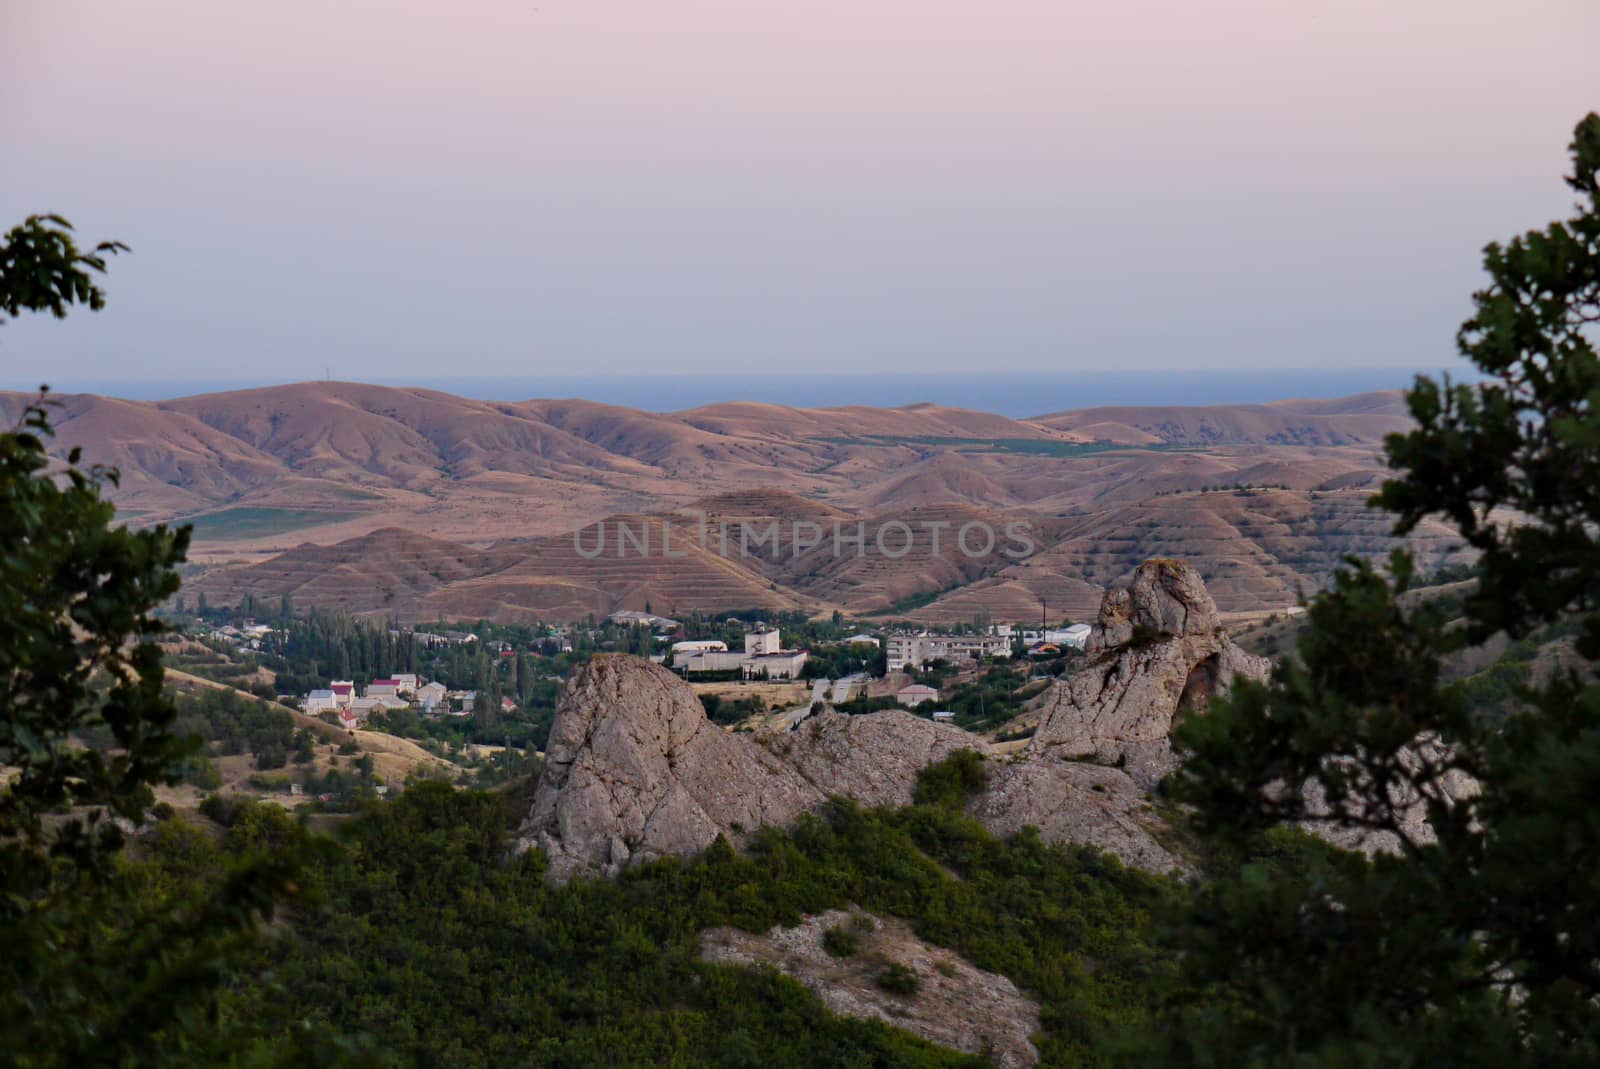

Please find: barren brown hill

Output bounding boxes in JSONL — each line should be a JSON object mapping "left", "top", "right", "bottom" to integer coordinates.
{"left": 0, "top": 391, "right": 289, "bottom": 518}
{"left": 918, "top": 487, "right": 1470, "bottom": 619}
{"left": 12, "top": 381, "right": 1452, "bottom": 621}
{"left": 1027, "top": 390, "right": 1412, "bottom": 446}
{"left": 774, "top": 502, "right": 1067, "bottom": 614}
{"left": 676, "top": 400, "right": 1068, "bottom": 442}
{"left": 865, "top": 452, "right": 1023, "bottom": 510}
{"left": 7, "top": 382, "right": 1407, "bottom": 538}
{"left": 428, "top": 512, "right": 821, "bottom": 622}
{"left": 192, "top": 527, "right": 491, "bottom": 616}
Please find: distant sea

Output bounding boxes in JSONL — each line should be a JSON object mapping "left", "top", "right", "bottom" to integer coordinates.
{"left": 3, "top": 367, "right": 1471, "bottom": 419}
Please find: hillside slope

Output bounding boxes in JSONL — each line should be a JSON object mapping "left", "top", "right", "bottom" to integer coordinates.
{"left": 10, "top": 382, "right": 1448, "bottom": 620}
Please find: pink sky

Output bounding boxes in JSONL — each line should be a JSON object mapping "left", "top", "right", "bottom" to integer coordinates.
{"left": 3, "top": 0, "right": 1596, "bottom": 381}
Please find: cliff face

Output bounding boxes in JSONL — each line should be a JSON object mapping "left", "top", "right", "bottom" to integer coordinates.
{"left": 519, "top": 560, "right": 1269, "bottom": 881}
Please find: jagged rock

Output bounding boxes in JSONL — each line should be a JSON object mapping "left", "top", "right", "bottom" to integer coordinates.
{"left": 1027, "top": 559, "right": 1270, "bottom": 787}
{"left": 516, "top": 655, "right": 824, "bottom": 881}
{"left": 964, "top": 560, "right": 1269, "bottom": 873}
{"left": 520, "top": 660, "right": 996, "bottom": 880}
{"left": 762, "top": 709, "right": 996, "bottom": 808}
{"left": 970, "top": 759, "right": 1181, "bottom": 873}
{"left": 1086, "top": 557, "right": 1220, "bottom": 652}
{"left": 521, "top": 561, "right": 1263, "bottom": 881}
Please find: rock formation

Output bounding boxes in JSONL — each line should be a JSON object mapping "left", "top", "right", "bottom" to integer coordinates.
{"left": 967, "top": 561, "right": 1270, "bottom": 872}
{"left": 518, "top": 657, "right": 991, "bottom": 880}
{"left": 1025, "top": 558, "right": 1270, "bottom": 787}
{"left": 762, "top": 708, "right": 994, "bottom": 809}
{"left": 517, "top": 656, "right": 824, "bottom": 881}
{"left": 520, "top": 559, "right": 1269, "bottom": 881}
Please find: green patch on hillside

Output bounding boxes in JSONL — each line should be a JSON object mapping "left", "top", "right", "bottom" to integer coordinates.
{"left": 180, "top": 507, "right": 362, "bottom": 541}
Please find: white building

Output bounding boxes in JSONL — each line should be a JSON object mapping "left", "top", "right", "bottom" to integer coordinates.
{"left": 351, "top": 695, "right": 407, "bottom": 719}
{"left": 608, "top": 610, "right": 679, "bottom": 629}
{"left": 329, "top": 680, "right": 356, "bottom": 708}
{"left": 679, "top": 649, "right": 748, "bottom": 674}
{"left": 415, "top": 681, "right": 448, "bottom": 713}
{"left": 742, "top": 650, "right": 809, "bottom": 680}
{"left": 671, "top": 639, "right": 728, "bottom": 656}
{"left": 1053, "top": 624, "right": 1092, "bottom": 650}
{"left": 885, "top": 633, "right": 1011, "bottom": 672}
{"left": 745, "top": 627, "right": 783, "bottom": 656}
{"left": 304, "top": 689, "right": 338, "bottom": 715}
{"left": 841, "top": 633, "right": 880, "bottom": 648}
{"left": 390, "top": 673, "right": 419, "bottom": 694}
{"left": 366, "top": 679, "right": 402, "bottom": 701}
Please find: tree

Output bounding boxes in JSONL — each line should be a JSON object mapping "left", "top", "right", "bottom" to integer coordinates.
{"left": 0, "top": 216, "right": 333, "bottom": 1066}
{"left": 1142, "top": 114, "right": 1600, "bottom": 1067}
{"left": 0, "top": 214, "right": 126, "bottom": 324}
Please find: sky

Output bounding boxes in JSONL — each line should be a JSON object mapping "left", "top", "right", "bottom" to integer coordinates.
{"left": 2, "top": 0, "right": 1596, "bottom": 388}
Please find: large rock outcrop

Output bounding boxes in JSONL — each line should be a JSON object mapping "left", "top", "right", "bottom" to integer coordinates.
{"left": 517, "top": 656, "right": 824, "bottom": 881}
{"left": 967, "top": 560, "right": 1270, "bottom": 873}
{"left": 520, "top": 560, "right": 1268, "bottom": 880}
{"left": 1025, "top": 558, "right": 1270, "bottom": 787}
{"left": 518, "top": 658, "right": 991, "bottom": 880}
{"left": 763, "top": 708, "right": 995, "bottom": 808}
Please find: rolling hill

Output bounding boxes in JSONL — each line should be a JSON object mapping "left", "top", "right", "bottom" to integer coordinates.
{"left": 8, "top": 381, "right": 1460, "bottom": 623}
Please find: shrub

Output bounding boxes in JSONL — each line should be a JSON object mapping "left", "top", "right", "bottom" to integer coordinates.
{"left": 197, "top": 792, "right": 248, "bottom": 827}
{"left": 822, "top": 924, "right": 861, "bottom": 958}
{"left": 875, "top": 962, "right": 921, "bottom": 996}
{"left": 186, "top": 757, "right": 223, "bottom": 791}
{"left": 913, "top": 748, "right": 988, "bottom": 809}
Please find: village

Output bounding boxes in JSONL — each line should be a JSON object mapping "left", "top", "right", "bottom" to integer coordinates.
{"left": 195, "top": 607, "right": 1095, "bottom": 741}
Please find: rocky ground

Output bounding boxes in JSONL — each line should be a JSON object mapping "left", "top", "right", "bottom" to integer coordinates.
{"left": 701, "top": 908, "right": 1042, "bottom": 1069}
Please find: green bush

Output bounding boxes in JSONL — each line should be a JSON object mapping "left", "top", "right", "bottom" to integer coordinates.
{"left": 822, "top": 924, "right": 861, "bottom": 958}
{"left": 912, "top": 749, "right": 988, "bottom": 809}
{"left": 875, "top": 962, "right": 922, "bottom": 996}
{"left": 185, "top": 756, "right": 223, "bottom": 790}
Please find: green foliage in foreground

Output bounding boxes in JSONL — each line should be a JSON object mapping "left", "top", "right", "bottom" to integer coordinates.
{"left": 1144, "top": 113, "right": 1600, "bottom": 1068}
{"left": 149, "top": 773, "right": 1177, "bottom": 1069}
{"left": 0, "top": 217, "right": 342, "bottom": 1066}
